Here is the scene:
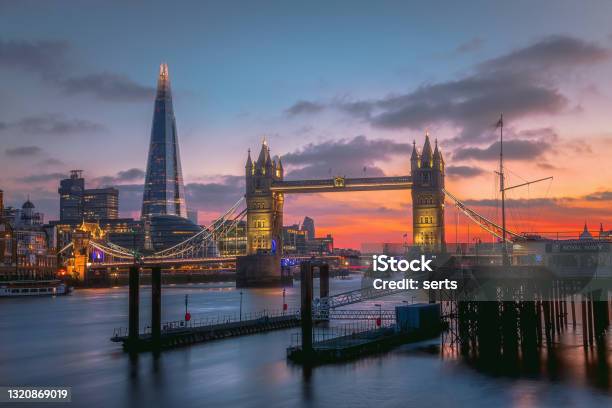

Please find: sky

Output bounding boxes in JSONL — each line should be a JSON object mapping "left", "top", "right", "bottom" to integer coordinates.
{"left": 1, "top": 0, "right": 611, "bottom": 248}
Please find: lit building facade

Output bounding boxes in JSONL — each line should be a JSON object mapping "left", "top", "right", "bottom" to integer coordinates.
{"left": 0, "top": 196, "right": 56, "bottom": 281}
{"left": 411, "top": 133, "right": 446, "bottom": 252}
{"left": 282, "top": 224, "right": 307, "bottom": 254}
{"left": 141, "top": 63, "right": 187, "bottom": 220}
{"left": 83, "top": 188, "right": 118, "bottom": 220}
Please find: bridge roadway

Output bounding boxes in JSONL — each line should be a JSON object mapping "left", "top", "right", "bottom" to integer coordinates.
{"left": 270, "top": 175, "right": 412, "bottom": 194}
{"left": 89, "top": 255, "right": 343, "bottom": 269}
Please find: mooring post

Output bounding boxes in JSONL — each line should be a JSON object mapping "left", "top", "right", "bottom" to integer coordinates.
{"left": 319, "top": 263, "right": 329, "bottom": 300}
{"left": 542, "top": 300, "right": 552, "bottom": 345}
{"left": 570, "top": 294, "right": 576, "bottom": 329}
{"left": 587, "top": 292, "right": 594, "bottom": 346}
{"left": 581, "top": 294, "right": 588, "bottom": 347}
{"left": 128, "top": 265, "right": 140, "bottom": 342}
{"left": 300, "top": 261, "right": 313, "bottom": 355}
{"left": 151, "top": 266, "right": 162, "bottom": 344}
{"left": 535, "top": 300, "right": 542, "bottom": 346}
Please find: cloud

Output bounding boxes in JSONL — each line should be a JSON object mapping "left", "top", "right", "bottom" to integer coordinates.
{"left": 281, "top": 135, "right": 411, "bottom": 179}
{"left": 5, "top": 145, "right": 43, "bottom": 156}
{"left": 0, "top": 114, "right": 106, "bottom": 135}
{"left": 536, "top": 162, "right": 559, "bottom": 171}
{"left": 456, "top": 37, "right": 484, "bottom": 54}
{"left": 95, "top": 168, "right": 145, "bottom": 186}
{"left": 0, "top": 39, "right": 69, "bottom": 77}
{"left": 19, "top": 172, "right": 67, "bottom": 183}
{"left": 453, "top": 138, "right": 552, "bottom": 161}
{"left": 479, "top": 35, "right": 610, "bottom": 73}
{"left": 59, "top": 72, "right": 154, "bottom": 102}
{"left": 39, "top": 158, "right": 64, "bottom": 167}
{"left": 0, "top": 38, "right": 152, "bottom": 102}
{"left": 285, "top": 100, "right": 325, "bottom": 116}
{"left": 287, "top": 35, "right": 610, "bottom": 143}
{"left": 583, "top": 191, "right": 612, "bottom": 201}
{"left": 117, "top": 168, "right": 145, "bottom": 181}
{"left": 446, "top": 165, "right": 486, "bottom": 178}
{"left": 185, "top": 175, "right": 245, "bottom": 210}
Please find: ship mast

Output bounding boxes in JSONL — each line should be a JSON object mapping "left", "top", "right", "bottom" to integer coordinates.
{"left": 494, "top": 113, "right": 552, "bottom": 266}
{"left": 498, "top": 114, "right": 509, "bottom": 265}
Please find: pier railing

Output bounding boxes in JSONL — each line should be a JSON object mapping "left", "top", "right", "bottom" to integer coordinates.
{"left": 112, "top": 308, "right": 300, "bottom": 338}
{"left": 290, "top": 320, "right": 395, "bottom": 348}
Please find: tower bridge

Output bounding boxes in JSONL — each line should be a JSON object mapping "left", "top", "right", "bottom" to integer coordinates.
{"left": 237, "top": 135, "right": 446, "bottom": 286}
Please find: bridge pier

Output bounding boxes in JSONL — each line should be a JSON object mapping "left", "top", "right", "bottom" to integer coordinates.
{"left": 128, "top": 265, "right": 139, "bottom": 343}
{"left": 151, "top": 266, "right": 162, "bottom": 345}
{"left": 300, "top": 261, "right": 313, "bottom": 355}
{"left": 319, "top": 263, "right": 329, "bottom": 299}
{"left": 236, "top": 253, "right": 291, "bottom": 287}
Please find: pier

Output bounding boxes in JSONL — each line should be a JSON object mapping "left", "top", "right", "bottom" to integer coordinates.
{"left": 112, "top": 310, "right": 302, "bottom": 352}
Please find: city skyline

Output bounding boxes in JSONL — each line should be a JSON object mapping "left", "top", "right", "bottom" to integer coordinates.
{"left": 1, "top": 1, "right": 612, "bottom": 248}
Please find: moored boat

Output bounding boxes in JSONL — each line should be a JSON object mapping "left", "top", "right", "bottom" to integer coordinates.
{"left": 0, "top": 280, "right": 73, "bottom": 297}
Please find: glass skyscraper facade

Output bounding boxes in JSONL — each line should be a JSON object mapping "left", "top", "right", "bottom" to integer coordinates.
{"left": 141, "top": 63, "right": 187, "bottom": 220}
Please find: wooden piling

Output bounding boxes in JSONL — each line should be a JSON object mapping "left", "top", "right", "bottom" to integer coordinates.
{"left": 587, "top": 292, "right": 594, "bottom": 346}
{"left": 581, "top": 294, "right": 588, "bottom": 347}
{"left": 570, "top": 294, "right": 576, "bottom": 329}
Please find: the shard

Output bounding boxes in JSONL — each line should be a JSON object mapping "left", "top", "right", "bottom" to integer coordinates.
{"left": 141, "top": 63, "right": 187, "bottom": 219}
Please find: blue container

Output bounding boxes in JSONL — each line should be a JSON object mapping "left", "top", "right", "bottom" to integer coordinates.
{"left": 395, "top": 303, "right": 440, "bottom": 333}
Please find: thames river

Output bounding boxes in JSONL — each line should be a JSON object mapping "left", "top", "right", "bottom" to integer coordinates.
{"left": 1, "top": 276, "right": 610, "bottom": 408}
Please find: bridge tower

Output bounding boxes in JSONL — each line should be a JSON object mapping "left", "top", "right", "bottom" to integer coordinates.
{"left": 411, "top": 133, "right": 446, "bottom": 252}
{"left": 245, "top": 139, "right": 284, "bottom": 255}
{"left": 237, "top": 139, "right": 286, "bottom": 287}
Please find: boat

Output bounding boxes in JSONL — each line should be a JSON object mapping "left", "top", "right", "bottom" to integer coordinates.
{"left": 0, "top": 280, "right": 73, "bottom": 297}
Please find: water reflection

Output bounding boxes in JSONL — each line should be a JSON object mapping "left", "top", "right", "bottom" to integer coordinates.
{"left": 0, "top": 277, "right": 609, "bottom": 407}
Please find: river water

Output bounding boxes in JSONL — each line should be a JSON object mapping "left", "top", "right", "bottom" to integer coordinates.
{"left": 1, "top": 276, "right": 610, "bottom": 408}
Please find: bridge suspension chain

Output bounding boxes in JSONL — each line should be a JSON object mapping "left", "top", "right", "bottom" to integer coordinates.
{"left": 83, "top": 196, "right": 246, "bottom": 262}
{"left": 144, "top": 197, "right": 246, "bottom": 260}
{"left": 443, "top": 188, "right": 524, "bottom": 242}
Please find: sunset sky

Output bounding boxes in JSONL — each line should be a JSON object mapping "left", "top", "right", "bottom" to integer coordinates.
{"left": 1, "top": 1, "right": 611, "bottom": 248}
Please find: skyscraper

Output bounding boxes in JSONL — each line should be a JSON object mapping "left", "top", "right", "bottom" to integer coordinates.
{"left": 58, "top": 170, "right": 85, "bottom": 221}
{"left": 58, "top": 171, "right": 118, "bottom": 222}
{"left": 301, "top": 216, "right": 315, "bottom": 241}
{"left": 141, "top": 63, "right": 187, "bottom": 220}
